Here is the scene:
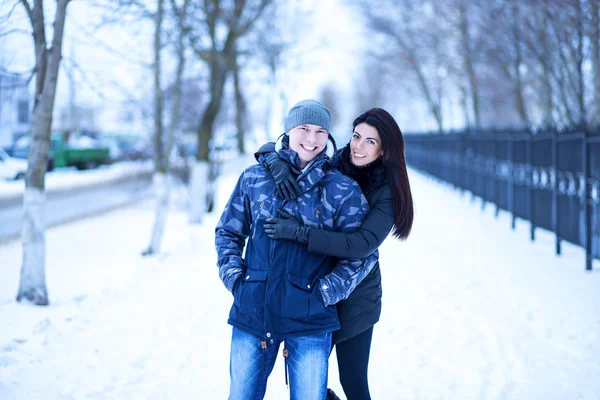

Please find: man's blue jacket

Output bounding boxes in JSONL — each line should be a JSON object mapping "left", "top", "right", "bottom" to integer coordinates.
{"left": 215, "top": 140, "right": 378, "bottom": 340}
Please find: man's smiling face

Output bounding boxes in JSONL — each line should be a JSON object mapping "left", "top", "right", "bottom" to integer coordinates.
{"left": 287, "top": 124, "right": 329, "bottom": 168}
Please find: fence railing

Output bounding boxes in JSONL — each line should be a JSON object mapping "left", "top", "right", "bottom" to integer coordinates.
{"left": 404, "top": 129, "right": 600, "bottom": 271}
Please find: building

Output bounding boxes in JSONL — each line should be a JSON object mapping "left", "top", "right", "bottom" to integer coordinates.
{"left": 0, "top": 73, "right": 32, "bottom": 147}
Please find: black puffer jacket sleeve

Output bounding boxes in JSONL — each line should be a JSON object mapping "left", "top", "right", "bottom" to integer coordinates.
{"left": 307, "top": 184, "right": 394, "bottom": 259}
{"left": 253, "top": 142, "right": 276, "bottom": 162}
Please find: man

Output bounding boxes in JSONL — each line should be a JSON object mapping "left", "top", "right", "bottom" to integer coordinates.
{"left": 215, "top": 100, "right": 377, "bottom": 399}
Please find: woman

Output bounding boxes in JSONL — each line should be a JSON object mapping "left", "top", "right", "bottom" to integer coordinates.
{"left": 258, "top": 108, "right": 414, "bottom": 400}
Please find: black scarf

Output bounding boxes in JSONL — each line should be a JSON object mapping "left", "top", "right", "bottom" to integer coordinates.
{"left": 338, "top": 144, "right": 388, "bottom": 198}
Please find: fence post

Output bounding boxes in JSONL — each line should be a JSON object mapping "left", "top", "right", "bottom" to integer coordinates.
{"left": 457, "top": 136, "right": 464, "bottom": 195}
{"left": 494, "top": 136, "right": 500, "bottom": 217}
{"left": 508, "top": 135, "right": 516, "bottom": 230}
{"left": 527, "top": 135, "right": 535, "bottom": 241}
{"left": 471, "top": 136, "right": 477, "bottom": 203}
{"left": 552, "top": 132, "right": 561, "bottom": 255}
{"left": 481, "top": 137, "right": 487, "bottom": 211}
{"left": 583, "top": 133, "right": 592, "bottom": 271}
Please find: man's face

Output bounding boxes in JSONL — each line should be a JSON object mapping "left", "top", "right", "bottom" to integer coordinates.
{"left": 287, "top": 124, "right": 329, "bottom": 168}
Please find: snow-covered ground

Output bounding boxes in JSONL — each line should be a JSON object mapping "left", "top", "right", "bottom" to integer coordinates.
{"left": 0, "top": 160, "right": 153, "bottom": 202}
{"left": 0, "top": 156, "right": 599, "bottom": 400}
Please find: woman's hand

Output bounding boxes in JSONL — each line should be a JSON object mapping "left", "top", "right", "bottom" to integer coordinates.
{"left": 264, "top": 216, "right": 309, "bottom": 244}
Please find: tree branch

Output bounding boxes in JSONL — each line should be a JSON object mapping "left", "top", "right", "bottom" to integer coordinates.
{"left": 0, "top": 28, "right": 31, "bottom": 38}
{"left": 237, "top": 0, "right": 271, "bottom": 37}
{"left": 169, "top": 0, "right": 210, "bottom": 62}
{"left": 19, "top": 0, "right": 32, "bottom": 22}
{"left": 0, "top": 0, "right": 22, "bottom": 24}
{"left": 67, "top": 19, "right": 153, "bottom": 69}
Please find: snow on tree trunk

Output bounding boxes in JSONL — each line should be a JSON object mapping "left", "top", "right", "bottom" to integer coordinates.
{"left": 144, "top": 173, "right": 170, "bottom": 256}
{"left": 16, "top": 188, "right": 48, "bottom": 305}
{"left": 189, "top": 161, "right": 209, "bottom": 224}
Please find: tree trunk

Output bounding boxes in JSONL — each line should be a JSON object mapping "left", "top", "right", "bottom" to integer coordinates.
{"left": 17, "top": 0, "right": 69, "bottom": 306}
{"left": 195, "top": 54, "right": 230, "bottom": 162}
{"left": 165, "top": 9, "right": 186, "bottom": 168}
{"left": 152, "top": 0, "right": 165, "bottom": 174}
{"left": 539, "top": 6, "right": 554, "bottom": 125}
{"left": 264, "top": 67, "right": 276, "bottom": 140}
{"left": 143, "top": 0, "right": 168, "bottom": 257}
{"left": 555, "top": 40, "right": 576, "bottom": 124}
{"left": 460, "top": 84, "right": 471, "bottom": 128}
{"left": 459, "top": 1, "right": 480, "bottom": 128}
{"left": 233, "top": 51, "right": 246, "bottom": 154}
{"left": 190, "top": 49, "right": 232, "bottom": 223}
{"left": 145, "top": 0, "right": 188, "bottom": 256}
{"left": 593, "top": 0, "right": 600, "bottom": 122}
{"left": 18, "top": 188, "right": 48, "bottom": 305}
{"left": 145, "top": 173, "right": 170, "bottom": 255}
{"left": 574, "top": 0, "right": 586, "bottom": 124}
{"left": 511, "top": 3, "right": 529, "bottom": 126}
{"left": 412, "top": 58, "right": 443, "bottom": 132}
{"left": 189, "top": 161, "right": 209, "bottom": 223}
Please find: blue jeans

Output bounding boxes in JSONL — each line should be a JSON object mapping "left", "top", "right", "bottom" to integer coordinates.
{"left": 229, "top": 327, "right": 331, "bottom": 400}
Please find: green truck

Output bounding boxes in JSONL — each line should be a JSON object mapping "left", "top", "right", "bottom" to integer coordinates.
{"left": 51, "top": 133, "right": 110, "bottom": 169}
{"left": 14, "top": 131, "right": 111, "bottom": 170}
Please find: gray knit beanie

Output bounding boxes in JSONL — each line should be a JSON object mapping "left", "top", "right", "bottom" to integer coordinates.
{"left": 284, "top": 99, "right": 331, "bottom": 133}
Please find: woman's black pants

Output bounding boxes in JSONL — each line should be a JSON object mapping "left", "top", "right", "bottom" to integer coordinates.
{"left": 334, "top": 326, "right": 374, "bottom": 400}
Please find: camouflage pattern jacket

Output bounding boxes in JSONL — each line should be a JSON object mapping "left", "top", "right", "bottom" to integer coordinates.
{"left": 215, "top": 141, "right": 378, "bottom": 340}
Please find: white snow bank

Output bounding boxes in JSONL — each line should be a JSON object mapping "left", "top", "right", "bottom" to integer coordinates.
{"left": 0, "top": 161, "right": 154, "bottom": 202}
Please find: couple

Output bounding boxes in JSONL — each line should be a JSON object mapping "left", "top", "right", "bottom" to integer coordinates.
{"left": 215, "top": 100, "right": 414, "bottom": 399}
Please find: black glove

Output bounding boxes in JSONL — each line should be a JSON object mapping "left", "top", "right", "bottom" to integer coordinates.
{"left": 264, "top": 216, "right": 310, "bottom": 244}
{"left": 263, "top": 152, "right": 302, "bottom": 201}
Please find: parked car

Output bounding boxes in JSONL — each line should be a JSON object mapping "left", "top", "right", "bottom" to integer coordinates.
{"left": 0, "top": 148, "right": 28, "bottom": 180}
{"left": 97, "top": 136, "right": 152, "bottom": 163}
{"left": 4, "top": 145, "right": 55, "bottom": 172}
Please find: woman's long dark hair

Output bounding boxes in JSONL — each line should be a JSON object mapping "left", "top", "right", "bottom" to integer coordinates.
{"left": 353, "top": 108, "right": 414, "bottom": 239}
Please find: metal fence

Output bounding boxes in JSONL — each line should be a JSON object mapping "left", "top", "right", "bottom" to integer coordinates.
{"left": 404, "top": 129, "right": 600, "bottom": 271}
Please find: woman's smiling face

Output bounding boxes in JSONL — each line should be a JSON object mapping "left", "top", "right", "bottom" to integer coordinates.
{"left": 349, "top": 122, "right": 383, "bottom": 167}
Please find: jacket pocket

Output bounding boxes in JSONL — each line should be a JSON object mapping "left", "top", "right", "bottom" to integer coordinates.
{"left": 283, "top": 273, "right": 324, "bottom": 319}
{"left": 235, "top": 269, "right": 269, "bottom": 313}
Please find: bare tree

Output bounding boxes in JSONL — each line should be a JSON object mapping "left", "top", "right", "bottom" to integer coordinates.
{"left": 152, "top": 0, "right": 165, "bottom": 174}
{"left": 521, "top": 0, "right": 556, "bottom": 125}
{"left": 352, "top": 56, "right": 390, "bottom": 116}
{"left": 358, "top": 0, "right": 445, "bottom": 131}
{"left": 15, "top": 0, "right": 70, "bottom": 306}
{"left": 593, "top": 0, "right": 600, "bottom": 122}
{"left": 250, "top": 3, "right": 294, "bottom": 141}
{"left": 473, "top": 1, "right": 531, "bottom": 127}
{"left": 508, "top": 2, "right": 529, "bottom": 126}
{"left": 177, "top": 0, "right": 273, "bottom": 223}
{"left": 537, "top": 0, "right": 587, "bottom": 124}
{"left": 143, "top": 0, "right": 189, "bottom": 256}
{"left": 456, "top": 0, "right": 481, "bottom": 128}
{"left": 572, "top": 0, "right": 587, "bottom": 124}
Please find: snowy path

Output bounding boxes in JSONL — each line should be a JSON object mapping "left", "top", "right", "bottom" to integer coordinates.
{"left": 0, "top": 159, "right": 599, "bottom": 399}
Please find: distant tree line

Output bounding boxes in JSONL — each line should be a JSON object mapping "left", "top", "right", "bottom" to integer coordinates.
{"left": 354, "top": 0, "right": 600, "bottom": 131}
